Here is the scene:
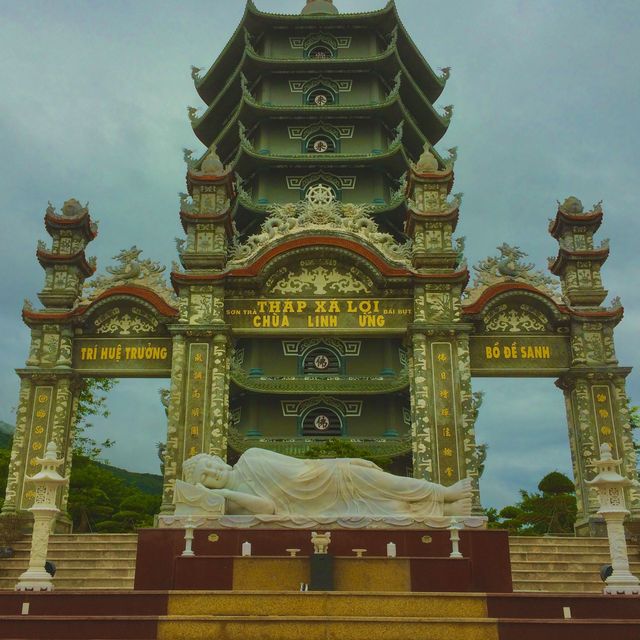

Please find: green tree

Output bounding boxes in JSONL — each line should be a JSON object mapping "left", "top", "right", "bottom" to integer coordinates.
{"left": 67, "top": 455, "right": 161, "bottom": 533}
{"left": 73, "top": 378, "right": 118, "bottom": 460}
{"left": 303, "top": 438, "right": 392, "bottom": 469}
{"left": 629, "top": 405, "right": 640, "bottom": 469}
{"left": 0, "top": 446, "right": 10, "bottom": 511}
{"left": 497, "top": 471, "right": 577, "bottom": 535}
{"left": 66, "top": 377, "right": 164, "bottom": 532}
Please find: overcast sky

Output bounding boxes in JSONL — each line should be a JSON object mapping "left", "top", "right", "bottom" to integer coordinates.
{"left": 1, "top": 0, "right": 638, "bottom": 509}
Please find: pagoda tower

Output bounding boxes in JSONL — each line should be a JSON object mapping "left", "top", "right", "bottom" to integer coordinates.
{"left": 169, "top": 0, "right": 479, "bottom": 507}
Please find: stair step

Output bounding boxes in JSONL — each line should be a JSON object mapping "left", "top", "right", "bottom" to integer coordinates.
{"left": 0, "top": 558, "right": 136, "bottom": 569}
{"left": 509, "top": 551, "right": 617, "bottom": 561}
{"left": 509, "top": 545, "right": 614, "bottom": 554}
{"left": 166, "top": 592, "right": 489, "bottom": 618}
{"left": 509, "top": 536, "right": 610, "bottom": 544}
{"left": 155, "top": 615, "right": 499, "bottom": 640}
{"left": 511, "top": 561, "right": 640, "bottom": 572}
{"left": 12, "top": 542, "right": 138, "bottom": 549}
{"left": 5, "top": 549, "right": 138, "bottom": 558}
{"left": 513, "top": 581, "right": 605, "bottom": 593}
{"left": 512, "top": 570, "right": 615, "bottom": 581}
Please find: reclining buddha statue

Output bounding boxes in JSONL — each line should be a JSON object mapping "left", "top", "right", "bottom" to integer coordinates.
{"left": 174, "top": 448, "right": 473, "bottom": 518}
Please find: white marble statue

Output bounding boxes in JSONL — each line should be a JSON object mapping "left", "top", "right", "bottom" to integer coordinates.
{"left": 175, "top": 448, "right": 472, "bottom": 518}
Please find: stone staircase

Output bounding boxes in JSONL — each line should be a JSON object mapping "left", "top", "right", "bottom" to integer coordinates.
{"left": 1, "top": 590, "right": 639, "bottom": 639}
{"left": 0, "top": 534, "right": 137, "bottom": 591}
{"left": 510, "top": 535, "right": 640, "bottom": 592}
{"left": 1, "top": 533, "right": 640, "bottom": 593}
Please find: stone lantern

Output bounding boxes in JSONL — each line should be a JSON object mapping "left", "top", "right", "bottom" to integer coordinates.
{"left": 15, "top": 441, "right": 68, "bottom": 592}
{"left": 586, "top": 443, "right": 640, "bottom": 595}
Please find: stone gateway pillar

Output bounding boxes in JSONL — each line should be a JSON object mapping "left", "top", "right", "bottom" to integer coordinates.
{"left": 2, "top": 200, "right": 96, "bottom": 530}
{"left": 550, "top": 198, "right": 639, "bottom": 533}
{"left": 406, "top": 152, "right": 483, "bottom": 510}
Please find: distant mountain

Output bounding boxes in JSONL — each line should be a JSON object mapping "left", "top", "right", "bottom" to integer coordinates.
{"left": 0, "top": 421, "right": 13, "bottom": 449}
{"left": 97, "top": 461, "right": 163, "bottom": 495}
{"left": 0, "top": 421, "right": 14, "bottom": 436}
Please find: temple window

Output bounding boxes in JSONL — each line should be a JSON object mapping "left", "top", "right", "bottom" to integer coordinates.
{"left": 305, "top": 133, "right": 337, "bottom": 154}
{"left": 301, "top": 407, "right": 343, "bottom": 436}
{"left": 305, "top": 86, "right": 336, "bottom": 106}
{"left": 306, "top": 44, "right": 335, "bottom": 59}
{"left": 301, "top": 347, "right": 343, "bottom": 374}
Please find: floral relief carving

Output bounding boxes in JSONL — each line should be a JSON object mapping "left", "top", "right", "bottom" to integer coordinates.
{"left": 209, "top": 337, "right": 230, "bottom": 458}
{"left": 424, "top": 292, "right": 451, "bottom": 322}
{"left": 484, "top": 303, "right": 549, "bottom": 333}
{"left": 410, "top": 334, "right": 433, "bottom": 479}
{"left": 162, "top": 336, "right": 185, "bottom": 508}
{"left": 271, "top": 266, "right": 370, "bottom": 296}
{"left": 584, "top": 329, "right": 605, "bottom": 364}
{"left": 94, "top": 307, "right": 159, "bottom": 336}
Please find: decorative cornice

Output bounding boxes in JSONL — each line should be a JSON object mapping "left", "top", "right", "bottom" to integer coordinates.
{"left": 231, "top": 370, "right": 409, "bottom": 395}
{"left": 228, "top": 199, "right": 412, "bottom": 268}
{"left": 549, "top": 209, "right": 603, "bottom": 238}
{"left": 171, "top": 235, "right": 413, "bottom": 292}
{"left": 548, "top": 246, "right": 610, "bottom": 275}
{"left": 23, "top": 284, "right": 179, "bottom": 325}
{"left": 462, "top": 281, "right": 571, "bottom": 317}
{"left": 44, "top": 207, "right": 98, "bottom": 242}
{"left": 228, "top": 430, "right": 413, "bottom": 460}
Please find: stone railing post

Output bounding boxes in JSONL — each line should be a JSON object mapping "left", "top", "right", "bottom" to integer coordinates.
{"left": 586, "top": 443, "right": 640, "bottom": 595}
{"left": 15, "top": 442, "right": 68, "bottom": 592}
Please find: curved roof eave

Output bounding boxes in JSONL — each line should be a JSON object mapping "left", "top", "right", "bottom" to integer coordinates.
{"left": 195, "top": 4, "right": 252, "bottom": 103}
{"left": 193, "top": 60, "right": 244, "bottom": 146}
{"left": 246, "top": 0, "right": 396, "bottom": 21}
{"left": 248, "top": 0, "right": 445, "bottom": 101}
{"left": 200, "top": 92, "right": 425, "bottom": 157}
{"left": 391, "top": 4, "right": 446, "bottom": 103}
{"left": 197, "top": 1, "right": 392, "bottom": 102}
{"left": 397, "top": 56, "right": 449, "bottom": 144}
{"left": 196, "top": 73, "right": 443, "bottom": 156}
{"left": 231, "top": 140, "right": 411, "bottom": 175}
{"left": 197, "top": 1, "right": 445, "bottom": 106}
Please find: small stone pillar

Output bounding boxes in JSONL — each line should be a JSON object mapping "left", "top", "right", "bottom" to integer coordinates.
{"left": 586, "top": 443, "right": 640, "bottom": 595}
{"left": 15, "top": 442, "right": 68, "bottom": 592}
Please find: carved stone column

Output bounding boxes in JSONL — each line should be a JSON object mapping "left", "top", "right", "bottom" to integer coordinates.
{"left": 1, "top": 377, "right": 33, "bottom": 515}
{"left": 456, "top": 331, "right": 483, "bottom": 512}
{"left": 208, "top": 332, "right": 231, "bottom": 457}
{"left": 2, "top": 372, "right": 79, "bottom": 531}
{"left": 409, "top": 331, "right": 433, "bottom": 480}
{"left": 161, "top": 333, "right": 186, "bottom": 513}
{"left": 408, "top": 327, "right": 482, "bottom": 506}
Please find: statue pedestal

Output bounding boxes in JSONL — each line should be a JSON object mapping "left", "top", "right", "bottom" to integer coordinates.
{"left": 134, "top": 526, "right": 512, "bottom": 593}
{"left": 157, "top": 514, "right": 487, "bottom": 530}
